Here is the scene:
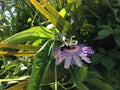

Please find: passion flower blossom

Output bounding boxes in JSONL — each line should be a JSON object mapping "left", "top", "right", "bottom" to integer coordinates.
{"left": 55, "top": 45, "right": 94, "bottom": 69}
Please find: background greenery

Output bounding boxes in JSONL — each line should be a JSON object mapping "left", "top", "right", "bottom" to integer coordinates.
{"left": 0, "top": 0, "right": 120, "bottom": 90}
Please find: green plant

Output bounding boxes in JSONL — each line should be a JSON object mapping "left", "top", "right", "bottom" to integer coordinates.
{"left": 1, "top": 0, "right": 120, "bottom": 90}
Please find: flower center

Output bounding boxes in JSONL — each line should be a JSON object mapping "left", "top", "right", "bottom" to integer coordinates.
{"left": 68, "top": 46, "right": 76, "bottom": 50}
{"left": 64, "top": 46, "right": 79, "bottom": 53}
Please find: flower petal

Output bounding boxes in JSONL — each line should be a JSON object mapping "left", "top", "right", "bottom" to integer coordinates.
{"left": 56, "top": 56, "right": 65, "bottom": 65}
{"left": 64, "top": 54, "right": 72, "bottom": 69}
{"left": 79, "top": 53, "right": 87, "bottom": 57}
{"left": 73, "top": 53, "right": 82, "bottom": 67}
{"left": 81, "top": 56, "right": 91, "bottom": 63}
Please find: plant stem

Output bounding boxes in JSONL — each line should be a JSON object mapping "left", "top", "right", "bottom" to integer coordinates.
{"left": 55, "top": 61, "right": 57, "bottom": 90}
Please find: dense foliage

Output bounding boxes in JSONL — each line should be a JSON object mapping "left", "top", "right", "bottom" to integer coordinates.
{"left": 0, "top": 0, "right": 120, "bottom": 90}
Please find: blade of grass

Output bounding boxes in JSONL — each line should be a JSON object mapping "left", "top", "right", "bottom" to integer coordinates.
{"left": 0, "top": 51, "right": 35, "bottom": 56}
{"left": 0, "top": 42, "right": 40, "bottom": 51}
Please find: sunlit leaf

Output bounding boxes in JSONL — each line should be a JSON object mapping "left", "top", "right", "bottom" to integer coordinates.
{"left": 3, "top": 26, "right": 54, "bottom": 44}
{"left": 59, "top": 8, "right": 67, "bottom": 18}
{"left": 0, "top": 51, "right": 35, "bottom": 56}
{"left": 0, "top": 76, "right": 29, "bottom": 82}
{"left": 67, "top": 0, "right": 74, "bottom": 4}
{"left": 0, "top": 42, "right": 40, "bottom": 51}
{"left": 30, "top": 0, "right": 70, "bottom": 32}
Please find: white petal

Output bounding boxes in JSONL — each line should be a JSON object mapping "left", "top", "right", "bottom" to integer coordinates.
{"left": 73, "top": 53, "right": 82, "bottom": 67}
{"left": 81, "top": 56, "right": 91, "bottom": 63}
{"left": 79, "top": 53, "right": 87, "bottom": 57}
{"left": 64, "top": 54, "right": 72, "bottom": 69}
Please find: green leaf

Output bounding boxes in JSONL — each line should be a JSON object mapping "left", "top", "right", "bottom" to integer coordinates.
{"left": 114, "top": 28, "right": 120, "bottom": 34}
{"left": 32, "top": 39, "right": 43, "bottom": 46}
{"left": 78, "top": 66, "right": 88, "bottom": 81}
{"left": 98, "top": 47, "right": 106, "bottom": 54}
{"left": 91, "top": 53, "right": 104, "bottom": 64}
{"left": 70, "top": 67, "right": 89, "bottom": 90}
{"left": 3, "top": 26, "right": 54, "bottom": 44}
{"left": 87, "top": 71, "right": 103, "bottom": 79}
{"left": 101, "top": 57, "right": 116, "bottom": 73}
{"left": 0, "top": 42, "right": 40, "bottom": 51}
{"left": 59, "top": 0, "right": 82, "bottom": 18}
{"left": 112, "top": 8, "right": 120, "bottom": 22}
{"left": 59, "top": 3, "right": 72, "bottom": 18}
{"left": 71, "top": 66, "right": 88, "bottom": 82}
{"left": 14, "top": 64, "right": 21, "bottom": 75}
{"left": 5, "top": 63, "right": 19, "bottom": 71}
{"left": 108, "top": 49, "right": 120, "bottom": 59}
{"left": 77, "top": 82, "right": 89, "bottom": 90}
{"left": 30, "top": 0, "right": 70, "bottom": 32}
{"left": 0, "top": 76, "right": 29, "bottom": 82}
{"left": 115, "top": 39, "right": 120, "bottom": 45}
{"left": 94, "top": 29, "right": 113, "bottom": 40}
{"left": 86, "top": 78, "right": 113, "bottom": 90}
{"left": 27, "top": 40, "right": 54, "bottom": 90}
{"left": 113, "top": 26, "right": 120, "bottom": 47}
{"left": 59, "top": 8, "right": 67, "bottom": 18}
{"left": 75, "top": 0, "right": 82, "bottom": 8}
